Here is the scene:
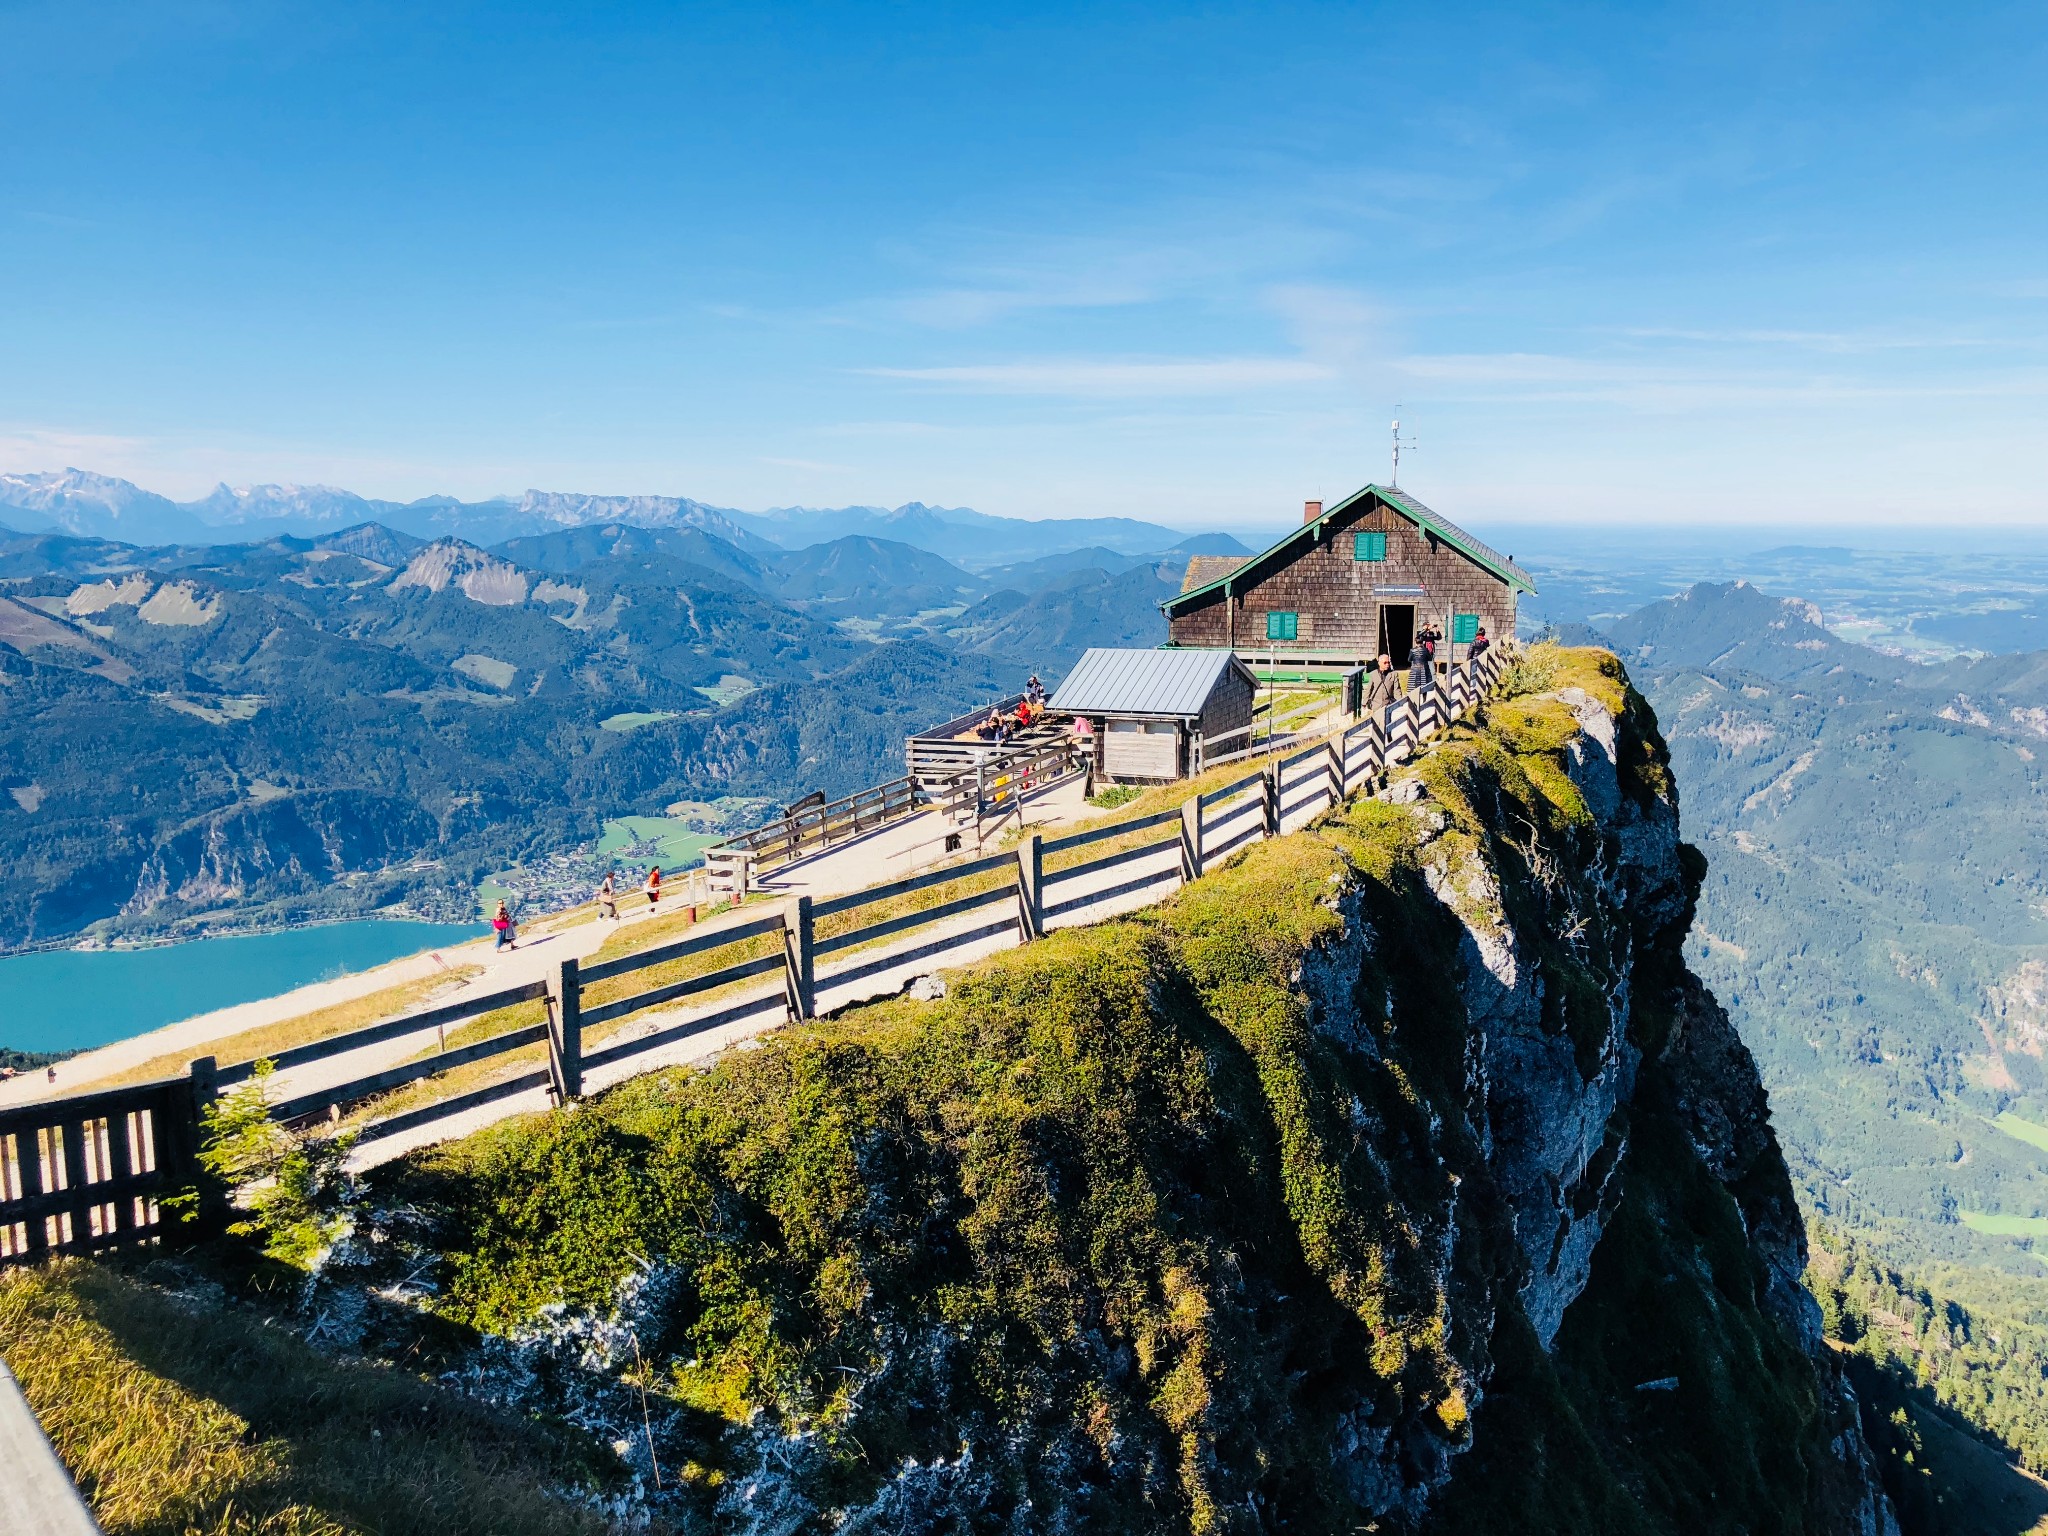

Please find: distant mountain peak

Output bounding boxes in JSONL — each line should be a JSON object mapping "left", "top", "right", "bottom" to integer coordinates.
{"left": 1, "top": 466, "right": 157, "bottom": 508}
{"left": 390, "top": 539, "right": 530, "bottom": 606}
{"left": 192, "top": 481, "right": 381, "bottom": 525}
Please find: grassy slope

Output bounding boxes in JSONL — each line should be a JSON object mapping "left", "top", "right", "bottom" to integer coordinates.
{"left": 0, "top": 648, "right": 1865, "bottom": 1533}
{"left": 362, "top": 647, "right": 1859, "bottom": 1532}
{"left": 0, "top": 1260, "right": 644, "bottom": 1536}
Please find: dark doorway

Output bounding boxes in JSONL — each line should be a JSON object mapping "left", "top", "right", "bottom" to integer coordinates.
{"left": 1377, "top": 604, "right": 1415, "bottom": 664}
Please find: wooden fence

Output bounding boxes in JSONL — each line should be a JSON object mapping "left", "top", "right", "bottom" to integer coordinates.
{"left": 0, "top": 1077, "right": 203, "bottom": 1265}
{"left": 0, "top": 647, "right": 1508, "bottom": 1270}
{"left": 705, "top": 774, "right": 925, "bottom": 896}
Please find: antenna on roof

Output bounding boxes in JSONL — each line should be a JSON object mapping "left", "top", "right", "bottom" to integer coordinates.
{"left": 1390, "top": 416, "right": 1417, "bottom": 488}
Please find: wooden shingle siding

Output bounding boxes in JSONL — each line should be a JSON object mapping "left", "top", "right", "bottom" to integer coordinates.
{"left": 1198, "top": 667, "right": 1255, "bottom": 747}
{"left": 1168, "top": 495, "right": 1517, "bottom": 659}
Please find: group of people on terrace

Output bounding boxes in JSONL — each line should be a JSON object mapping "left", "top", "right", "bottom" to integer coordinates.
{"left": 974, "top": 674, "right": 1053, "bottom": 743}
{"left": 1361, "top": 623, "right": 1488, "bottom": 712}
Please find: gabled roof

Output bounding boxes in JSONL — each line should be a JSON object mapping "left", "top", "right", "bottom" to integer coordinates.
{"left": 1181, "top": 554, "right": 1249, "bottom": 593}
{"left": 1162, "top": 484, "right": 1537, "bottom": 613}
{"left": 1049, "top": 646, "right": 1255, "bottom": 718}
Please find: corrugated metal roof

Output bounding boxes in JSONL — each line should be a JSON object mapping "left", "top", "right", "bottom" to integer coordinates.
{"left": 1163, "top": 482, "right": 1537, "bottom": 613}
{"left": 1049, "top": 647, "right": 1250, "bottom": 717}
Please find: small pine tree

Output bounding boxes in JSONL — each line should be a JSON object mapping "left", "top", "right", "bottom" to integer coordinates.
{"left": 197, "top": 1060, "right": 357, "bottom": 1269}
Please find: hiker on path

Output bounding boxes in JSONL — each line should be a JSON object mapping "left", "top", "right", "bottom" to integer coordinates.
{"left": 1470, "top": 626, "right": 1491, "bottom": 660}
{"left": 1363, "top": 653, "right": 1398, "bottom": 715}
{"left": 1407, "top": 638, "right": 1430, "bottom": 695}
{"left": 492, "top": 899, "right": 517, "bottom": 952}
{"left": 597, "top": 871, "right": 618, "bottom": 922}
{"left": 644, "top": 866, "right": 662, "bottom": 912}
{"left": 1419, "top": 622, "right": 1440, "bottom": 671}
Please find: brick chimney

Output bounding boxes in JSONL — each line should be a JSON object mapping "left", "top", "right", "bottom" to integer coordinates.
{"left": 1303, "top": 498, "right": 1323, "bottom": 524}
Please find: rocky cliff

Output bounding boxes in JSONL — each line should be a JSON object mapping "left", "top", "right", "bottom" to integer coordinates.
{"left": 359, "top": 648, "right": 1894, "bottom": 1534}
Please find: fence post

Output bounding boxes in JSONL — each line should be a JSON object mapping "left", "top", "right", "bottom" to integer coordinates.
{"left": 15, "top": 1114, "right": 48, "bottom": 1258}
{"left": 106, "top": 1098, "right": 136, "bottom": 1238}
{"left": 1016, "top": 833, "right": 1043, "bottom": 940}
{"left": 184, "top": 1056, "right": 228, "bottom": 1237}
{"left": 548, "top": 958, "right": 582, "bottom": 1102}
{"left": 1262, "top": 762, "right": 1281, "bottom": 837}
{"left": 784, "top": 895, "right": 816, "bottom": 1021}
{"left": 1180, "top": 795, "right": 1204, "bottom": 883}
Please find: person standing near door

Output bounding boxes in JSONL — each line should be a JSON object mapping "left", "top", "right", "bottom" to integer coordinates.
{"left": 1407, "top": 637, "right": 1430, "bottom": 694}
{"left": 1364, "top": 653, "right": 1397, "bottom": 715}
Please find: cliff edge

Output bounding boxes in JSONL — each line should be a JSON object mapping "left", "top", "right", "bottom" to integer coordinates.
{"left": 335, "top": 647, "right": 1898, "bottom": 1534}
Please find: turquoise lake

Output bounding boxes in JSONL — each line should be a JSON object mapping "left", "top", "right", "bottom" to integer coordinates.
{"left": 0, "top": 920, "right": 481, "bottom": 1055}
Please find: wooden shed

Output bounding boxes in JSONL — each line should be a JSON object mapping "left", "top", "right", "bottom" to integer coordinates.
{"left": 1162, "top": 483, "right": 1536, "bottom": 671}
{"left": 1049, "top": 647, "right": 1257, "bottom": 783}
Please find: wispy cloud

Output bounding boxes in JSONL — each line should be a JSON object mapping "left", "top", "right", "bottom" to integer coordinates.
{"left": 860, "top": 356, "right": 1336, "bottom": 397}
{"left": 759, "top": 454, "right": 853, "bottom": 473}
{"left": 0, "top": 424, "right": 155, "bottom": 475}
{"left": 1614, "top": 325, "right": 2009, "bottom": 352}
{"left": 1395, "top": 350, "right": 2048, "bottom": 409}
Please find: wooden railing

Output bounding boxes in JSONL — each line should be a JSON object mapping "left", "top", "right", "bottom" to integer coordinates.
{"left": 705, "top": 775, "right": 924, "bottom": 896}
{"left": 0, "top": 1077, "right": 203, "bottom": 1266}
{"left": 904, "top": 695, "right": 1065, "bottom": 787}
{"left": 0, "top": 647, "right": 1509, "bottom": 1268}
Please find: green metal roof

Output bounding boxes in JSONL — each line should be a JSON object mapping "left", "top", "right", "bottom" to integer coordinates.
{"left": 1161, "top": 483, "right": 1537, "bottom": 613}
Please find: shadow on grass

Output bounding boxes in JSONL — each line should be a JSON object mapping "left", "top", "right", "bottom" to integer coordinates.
{"left": 1, "top": 1255, "right": 642, "bottom": 1536}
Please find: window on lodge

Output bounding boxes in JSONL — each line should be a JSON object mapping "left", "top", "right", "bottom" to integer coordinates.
{"left": 1353, "top": 531, "right": 1387, "bottom": 562}
{"left": 1265, "top": 610, "right": 1298, "bottom": 642}
{"left": 1452, "top": 613, "right": 1480, "bottom": 644}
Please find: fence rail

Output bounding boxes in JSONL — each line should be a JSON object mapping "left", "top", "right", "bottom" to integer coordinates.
{"left": 705, "top": 775, "right": 925, "bottom": 895}
{"left": 0, "top": 1077, "right": 202, "bottom": 1266}
{"left": 0, "top": 647, "right": 1510, "bottom": 1270}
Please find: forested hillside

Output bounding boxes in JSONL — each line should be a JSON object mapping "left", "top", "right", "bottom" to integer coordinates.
{"left": 1598, "top": 580, "right": 2048, "bottom": 1504}
{"left": 0, "top": 517, "right": 1169, "bottom": 949}
{"left": 1606, "top": 581, "right": 2048, "bottom": 1276}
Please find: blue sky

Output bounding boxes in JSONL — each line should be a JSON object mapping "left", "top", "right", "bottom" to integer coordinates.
{"left": 2, "top": 1, "right": 2044, "bottom": 531}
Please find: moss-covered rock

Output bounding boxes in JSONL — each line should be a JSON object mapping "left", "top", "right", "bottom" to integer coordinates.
{"left": 358, "top": 648, "right": 1891, "bottom": 1534}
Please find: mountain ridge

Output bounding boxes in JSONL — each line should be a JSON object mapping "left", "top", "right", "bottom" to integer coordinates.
{"left": 0, "top": 467, "right": 1226, "bottom": 568}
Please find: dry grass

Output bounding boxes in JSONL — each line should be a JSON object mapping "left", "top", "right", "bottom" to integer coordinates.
{"left": 0, "top": 1260, "right": 643, "bottom": 1535}
{"left": 84, "top": 967, "right": 485, "bottom": 1091}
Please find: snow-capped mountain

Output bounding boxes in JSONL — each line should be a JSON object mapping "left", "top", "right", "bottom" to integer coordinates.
{"left": 0, "top": 469, "right": 202, "bottom": 543}
{"left": 188, "top": 481, "right": 396, "bottom": 528}
{"left": 0, "top": 467, "right": 1209, "bottom": 568}
{"left": 512, "top": 490, "right": 777, "bottom": 553}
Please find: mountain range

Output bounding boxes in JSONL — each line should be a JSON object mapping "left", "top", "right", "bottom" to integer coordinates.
{"left": 1596, "top": 579, "right": 2048, "bottom": 1278}
{"left": 0, "top": 468, "right": 1246, "bottom": 570}
{"left": 0, "top": 511, "right": 1208, "bottom": 948}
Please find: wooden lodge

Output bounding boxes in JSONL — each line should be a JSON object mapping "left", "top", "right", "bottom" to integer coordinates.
{"left": 1162, "top": 483, "right": 1535, "bottom": 671}
{"left": 1048, "top": 647, "right": 1257, "bottom": 783}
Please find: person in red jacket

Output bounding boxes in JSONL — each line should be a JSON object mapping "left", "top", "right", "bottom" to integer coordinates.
{"left": 491, "top": 899, "right": 516, "bottom": 951}
{"left": 644, "top": 866, "right": 662, "bottom": 912}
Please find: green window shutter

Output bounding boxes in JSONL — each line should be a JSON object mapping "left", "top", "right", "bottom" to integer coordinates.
{"left": 1353, "top": 531, "right": 1387, "bottom": 562}
{"left": 1453, "top": 613, "right": 1480, "bottom": 644}
{"left": 1265, "top": 611, "right": 1298, "bottom": 642}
